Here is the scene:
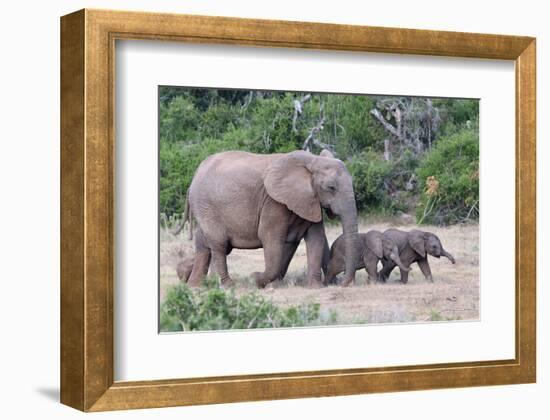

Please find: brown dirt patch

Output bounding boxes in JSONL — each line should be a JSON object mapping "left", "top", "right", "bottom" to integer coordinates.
{"left": 160, "top": 220, "right": 479, "bottom": 324}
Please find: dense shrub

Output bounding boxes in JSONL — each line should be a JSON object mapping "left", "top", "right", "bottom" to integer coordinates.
{"left": 346, "top": 151, "right": 408, "bottom": 215}
{"left": 346, "top": 151, "right": 391, "bottom": 212}
{"left": 415, "top": 126, "right": 479, "bottom": 225}
{"left": 246, "top": 94, "right": 301, "bottom": 153}
{"left": 159, "top": 96, "right": 200, "bottom": 143}
{"left": 158, "top": 86, "right": 479, "bottom": 223}
{"left": 433, "top": 97, "right": 479, "bottom": 135}
{"left": 321, "top": 95, "right": 386, "bottom": 157}
{"left": 160, "top": 278, "right": 328, "bottom": 332}
{"left": 200, "top": 102, "right": 241, "bottom": 139}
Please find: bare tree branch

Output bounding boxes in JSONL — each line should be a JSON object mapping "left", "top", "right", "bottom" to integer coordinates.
{"left": 241, "top": 91, "right": 254, "bottom": 111}
{"left": 301, "top": 102, "right": 332, "bottom": 152}
{"left": 292, "top": 93, "right": 311, "bottom": 133}
{"left": 383, "top": 139, "right": 391, "bottom": 161}
{"left": 302, "top": 115, "right": 325, "bottom": 151}
{"left": 371, "top": 97, "right": 442, "bottom": 159}
{"left": 370, "top": 108, "right": 400, "bottom": 138}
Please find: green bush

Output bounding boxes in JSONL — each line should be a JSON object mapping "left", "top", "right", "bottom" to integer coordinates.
{"left": 433, "top": 98, "right": 479, "bottom": 135}
{"left": 346, "top": 151, "right": 405, "bottom": 215}
{"left": 160, "top": 278, "right": 328, "bottom": 332}
{"left": 159, "top": 96, "right": 200, "bottom": 143}
{"left": 200, "top": 102, "right": 241, "bottom": 139}
{"left": 157, "top": 87, "right": 479, "bottom": 222}
{"left": 323, "top": 95, "right": 387, "bottom": 157}
{"left": 415, "top": 126, "right": 479, "bottom": 225}
{"left": 246, "top": 94, "right": 300, "bottom": 153}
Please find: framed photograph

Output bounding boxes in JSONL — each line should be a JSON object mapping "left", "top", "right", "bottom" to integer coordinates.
{"left": 60, "top": 9, "right": 536, "bottom": 412}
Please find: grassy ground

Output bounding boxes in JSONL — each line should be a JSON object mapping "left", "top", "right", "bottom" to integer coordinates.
{"left": 160, "top": 218, "right": 479, "bottom": 325}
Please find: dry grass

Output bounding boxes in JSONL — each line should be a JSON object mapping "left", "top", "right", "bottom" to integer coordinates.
{"left": 160, "top": 219, "right": 479, "bottom": 325}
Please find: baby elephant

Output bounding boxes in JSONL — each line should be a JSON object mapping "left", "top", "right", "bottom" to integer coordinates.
{"left": 379, "top": 229, "right": 456, "bottom": 283}
{"left": 325, "top": 230, "right": 409, "bottom": 286}
{"left": 176, "top": 254, "right": 195, "bottom": 283}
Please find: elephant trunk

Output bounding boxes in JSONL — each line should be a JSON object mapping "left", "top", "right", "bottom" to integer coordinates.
{"left": 340, "top": 200, "right": 359, "bottom": 286}
{"left": 390, "top": 252, "right": 410, "bottom": 272}
{"left": 442, "top": 250, "right": 456, "bottom": 264}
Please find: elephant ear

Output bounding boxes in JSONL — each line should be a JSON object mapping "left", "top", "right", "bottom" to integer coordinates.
{"left": 408, "top": 230, "right": 426, "bottom": 257}
{"left": 263, "top": 151, "right": 322, "bottom": 223}
{"left": 366, "top": 232, "right": 384, "bottom": 259}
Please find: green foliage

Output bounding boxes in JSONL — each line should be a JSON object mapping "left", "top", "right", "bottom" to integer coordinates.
{"left": 244, "top": 93, "right": 304, "bottom": 153}
{"left": 200, "top": 102, "right": 240, "bottom": 139}
{"left": 159, "top": 95, "right": 200, "bottom": 143}
{"left": 427, "top": 309, "right": 462, "bottom": 322}
{"left": 160, "top": 278, "right": 328, "bottom": 332}
{"left": 158, "top": 86, "right": 479, "bottom": 224}
{"left": 346, "top": 151, "right": 396, "bottom": 214}
{"left": 322, "top": 95, "right": 386, "bottom": 157}
{"left": 346, "top": 149, "right": 418, "bottom": 215}
{"left": 416, "top": 125, "right": 479, "bottom": 225}
{"left": 433, "top": 98, "right": 479, "bottom": 131}
{"left": 429, "top": 310, "right": 444, "bottom": 321}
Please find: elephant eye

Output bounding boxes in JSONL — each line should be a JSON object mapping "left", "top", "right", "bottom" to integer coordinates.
{"left": 323, "top": 184, "right": 337, "bottom": 193}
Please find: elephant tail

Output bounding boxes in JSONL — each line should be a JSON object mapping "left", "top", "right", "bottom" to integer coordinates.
{"left": 185, "top": 202, "right": 194, "bottom": 241}
{"left": 173, "top": 191, "right": 193, "bottom": 240}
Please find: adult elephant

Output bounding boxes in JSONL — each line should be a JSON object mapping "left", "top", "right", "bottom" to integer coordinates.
{"left": 183, "top": 149, "right": 358, "bottom": 288}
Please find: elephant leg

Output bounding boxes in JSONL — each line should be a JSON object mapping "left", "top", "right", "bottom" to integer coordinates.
{"left": 182, "top": 264, "right": 193, "bottom": 282}
{"left": 279, "top": 241, "right": 300, "bottom": 280}
{"left": 177, "top": 258, "right": 194, "bottom": 283}
{"left": 363, "top": 253, "right": 378, "bottom": 285}
{"left": 210, "top": 244, "right": 234, "bottom": 286}
{"left": 304, "top": 223, "right": 327, "bottom": 288}
{"left": 399, "top": 267, "right": 409, "bottom": 284}
{"left": 321, "top": 234, "right": 330, "bottom": 277}
{"left": 187, "top": 227, "right": 211, "bottom": 287}
{"left": 324, "top": 256, "right": 344, "bottom": 286}
{"left": 417, "top": 257, "right": 433, "bottom": 282}
{"left": 379, "top": 260, "right": 396, "bottom": 283}
{"left": 255, "top": 209, "right": 292, "bottom": 288}
{"left": 253, "top": 240, "right": 285, "bottom": 288}
{"left": 187, "top": 250, "right": 211, "bottom": 287}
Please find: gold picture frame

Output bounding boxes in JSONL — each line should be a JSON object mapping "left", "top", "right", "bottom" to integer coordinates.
{"left": 60, "top": 9, "right": 536, "bottom": 412}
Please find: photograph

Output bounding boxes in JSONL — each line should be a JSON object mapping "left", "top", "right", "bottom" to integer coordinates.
{"left": 158, "top": 86, "right": 480, "bottom": 332}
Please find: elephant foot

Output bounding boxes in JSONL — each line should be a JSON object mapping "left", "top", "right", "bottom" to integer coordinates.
{"left": 221, "top": 276, "right": 235, "bottom": 288}
{"left": 340, "top": 277, "right": 354, "bottom": 287}
{"left": 187, "top": 277, "right": 204, "bottom": 288}
{"left": 340, "top": 273, "right": 355, "bottom": 287}
{"left": 252, "top": 272, "right": 272, "bottom": 289}
{"left": 265, "top": 279, "right": 285, "bottom": 289}
{"left": 305, "top": 279, "right": 324, "bottom": 289}
{"left": 255, "top": 280, "right": 268, "bottom": 289}
{"left": 322, "top": 275, "right": 337, "bottom": 286}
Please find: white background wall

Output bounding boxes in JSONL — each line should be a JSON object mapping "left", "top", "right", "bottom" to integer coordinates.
{"left": 0, "top": 1, "right": 547, "bottom": 418}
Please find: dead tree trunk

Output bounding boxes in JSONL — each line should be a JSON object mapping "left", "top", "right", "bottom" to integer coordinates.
{"left": 383, "top": 139, "right": 391, "bottom": 161}
{"left": 371, "top": 97, "right": 441, "bottom": 159}
{"left": 292, "top": 94, "right": 311, "bottom": 133}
